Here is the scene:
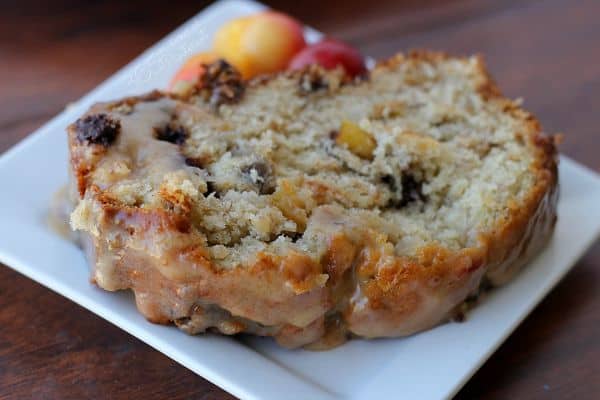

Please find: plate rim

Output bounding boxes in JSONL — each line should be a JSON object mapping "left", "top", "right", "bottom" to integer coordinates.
{"left": 1, "top": 1, "right": 600, "bottom": 399}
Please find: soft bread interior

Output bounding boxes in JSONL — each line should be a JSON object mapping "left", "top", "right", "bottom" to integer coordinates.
{"left": 81, "top": 55, "right": 539, "bottom": 269}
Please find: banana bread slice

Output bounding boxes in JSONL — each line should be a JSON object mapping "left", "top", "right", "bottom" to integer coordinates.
{"left": 68, "top": 52, "right": 558, "bottom": 348}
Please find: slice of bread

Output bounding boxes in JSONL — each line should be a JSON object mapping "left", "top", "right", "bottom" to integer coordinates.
{"left": 68, "top": 52, "right": 558, "bottom": 348}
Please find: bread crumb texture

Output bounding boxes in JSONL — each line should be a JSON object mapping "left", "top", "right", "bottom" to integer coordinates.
{"left": 68, "top": 52, "right": 558, "bottom": 348}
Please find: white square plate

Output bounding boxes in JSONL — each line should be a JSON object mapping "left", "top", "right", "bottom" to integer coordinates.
{"left": 1, "top": 1, "right": 599, "bottom": 399}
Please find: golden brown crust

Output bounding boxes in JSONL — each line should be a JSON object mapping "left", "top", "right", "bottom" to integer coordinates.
{"left": 68, "top": 51, "right": 559, "bottom": 348}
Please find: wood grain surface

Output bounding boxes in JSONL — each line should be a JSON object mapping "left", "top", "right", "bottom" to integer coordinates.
{"left": 1, "top": 0, "right": 599, "bottom": 398}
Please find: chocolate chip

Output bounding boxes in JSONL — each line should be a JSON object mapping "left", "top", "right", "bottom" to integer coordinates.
{"left": 184, "top": 157, "right": 204, "bottom": 169}
{"left": 381, "top": 174, "right": 397, "bottom": 191}
{"left": 298, "top": 66, "right": 329, "bottom": 94}
{"left": 200, "top": 59, "right": 245, "bottom": 109}
{"left": 203, "top": 59, "right": 238, "bottom": 85}
{"left": 204, "top": 181, "right": 220, "bottom": 198}
{"left": 75, "top": 113, "right": 120, "bottom": 146}
{"left": 399, "top": 173, "right": 426, "bottom": 207}
{"left": 282, "top": 231, "right": 302, "bottom": 242}
{"left": 154, "top": 123, "right": 188, "bottom": 145}
{"left": 329, "top": 130, "right": 340, "bottom": 140}
{"left": 382, "top": 173, "right": 426, "bottom": 208}
{"left": 241, "top": 161, "right": 276, "bottom": 195}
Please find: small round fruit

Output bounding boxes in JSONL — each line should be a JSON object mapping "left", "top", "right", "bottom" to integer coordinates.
{"left": 288, "top": 38, "right": 367, "bottom": 77}
{"left": 213, "top": 16, "right": 254, "bottom": 77}
{"left": 168, "top": 52, "right": 218, "bottom": 93}
{"left": 214, "top": 11, "right": 306, "bottom": 78}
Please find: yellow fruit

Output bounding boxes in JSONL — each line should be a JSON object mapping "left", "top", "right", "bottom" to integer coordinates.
{"left": 213, "top": 17, "right": 254, "bottom": 78}
{"left": 335, "top": 120, "right": 377, "bottom": 159}
{"left": 271, "top": 179, "right": 309, "bottom": 231}
{"left": 213, "top": 12, "right": 306, "bottom": 79}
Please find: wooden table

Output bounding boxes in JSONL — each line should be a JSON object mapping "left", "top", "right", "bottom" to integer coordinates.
{"left": 1, "top": 0, "right": 598, "bottom": 398}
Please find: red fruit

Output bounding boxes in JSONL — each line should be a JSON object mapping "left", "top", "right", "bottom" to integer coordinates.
{"left": 288, "top": 38, "right": 366, "bottom": 77}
